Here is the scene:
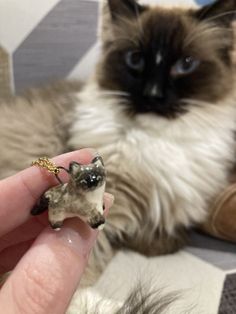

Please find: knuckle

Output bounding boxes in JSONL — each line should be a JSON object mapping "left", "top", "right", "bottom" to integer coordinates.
{"left": 13, "top": 260, "right": 63, "bottom": 314}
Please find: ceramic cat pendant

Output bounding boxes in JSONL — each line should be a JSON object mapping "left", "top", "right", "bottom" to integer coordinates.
{"left": 31, "top": 156, "right": 106, "bottom": 230}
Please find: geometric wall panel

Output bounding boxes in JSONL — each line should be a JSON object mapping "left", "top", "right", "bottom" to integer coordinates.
{"left": 0, "top": 46, "right": 12, "bottom": 98}
{"left": 13, "top": 0, "right": 98, "bottom": 93}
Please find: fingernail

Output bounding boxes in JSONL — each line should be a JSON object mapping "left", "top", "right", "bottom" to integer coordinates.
{"left": 104, "top": 193, "right": 115, "bottom": 209}
{"left": 58, "top": 228, "right": 88, "bottom": 257}
{"left": 39, "top": 220, "right": 98, "bottom": 259}
{"left": 58, "top": 220, "right": 98, "bottom": 257}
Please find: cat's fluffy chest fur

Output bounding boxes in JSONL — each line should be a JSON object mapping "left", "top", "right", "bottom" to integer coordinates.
{"left": 69, "top": 82, "right": 236, "bottom": 235}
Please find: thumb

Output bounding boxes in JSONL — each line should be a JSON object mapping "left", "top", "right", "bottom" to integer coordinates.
{"left": 0, "top": 217, "right": 102, "bottom": 314}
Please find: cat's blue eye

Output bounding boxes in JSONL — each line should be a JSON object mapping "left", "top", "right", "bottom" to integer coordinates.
{"left": 125, "top": 51, "right": 145, "bottom": 72}
{"left": 171, "top": 56, "right": 200, "bottom": 77}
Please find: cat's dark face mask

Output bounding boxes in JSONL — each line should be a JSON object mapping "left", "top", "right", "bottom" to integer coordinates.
{"left": 97, "top": 0, "right": 235, "bottom": 118}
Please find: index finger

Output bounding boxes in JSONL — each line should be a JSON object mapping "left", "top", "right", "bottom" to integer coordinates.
{"left": 0, "top": 149, "right": 96, "bottom": 237}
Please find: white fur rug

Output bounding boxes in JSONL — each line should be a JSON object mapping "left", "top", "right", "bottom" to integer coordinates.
{"left": 69, "top": 232, "right": 236, "bottom": 313}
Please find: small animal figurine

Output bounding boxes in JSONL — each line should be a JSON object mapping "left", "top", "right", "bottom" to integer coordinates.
{"left": 31, "top": 156, "right": 106, "bottom": 230}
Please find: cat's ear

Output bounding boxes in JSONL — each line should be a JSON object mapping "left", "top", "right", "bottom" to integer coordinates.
{"left": 195, "top": 0, "right": 236, "bottom": 27}
{"left": 107, "top": 0, "right": 145, "bottom": 20}
{"left": 100, "top": 0, "right": 146, "bottom": 45}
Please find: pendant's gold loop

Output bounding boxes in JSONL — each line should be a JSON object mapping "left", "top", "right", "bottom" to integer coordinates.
{"left": 31, "top": 157, "right": 60, "bottom": 175}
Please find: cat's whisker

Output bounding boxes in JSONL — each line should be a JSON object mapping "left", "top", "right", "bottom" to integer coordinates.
{"left": 181, "top": 98, "right": 233, "bottom": 120}
{"left": 98, "top": 90, "right": 130, "bottom": 97}
{"left": 179, "top": 98, "right": 230, "bottom": 129}
{"left": 202, "top": 10, "right": 236, "bottom": 25}
{"left": 180, "top": 98, "right": 215, "bottom": 108}
{"left": 184, "top": 25, "right": 227, "bottom": 47}
{"left": 185, "top": 11, "right": 236, "bottom": 47}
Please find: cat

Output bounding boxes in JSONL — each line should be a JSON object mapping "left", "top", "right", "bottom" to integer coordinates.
{"left": 0, "top": 0, "right": 236, "bottom": 308}
{"left": 67, "top": 0, "right": 236, "bottom": 286}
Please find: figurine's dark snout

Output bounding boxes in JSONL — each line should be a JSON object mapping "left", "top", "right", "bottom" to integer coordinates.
{"left": 85, "top": 173, "right": 102, "bottom": 188}
{"left": 78, "top": 170, "right": 105, "bottom": 191}
{"left": 90, "top": 215, "right": 105, "bottom": 229}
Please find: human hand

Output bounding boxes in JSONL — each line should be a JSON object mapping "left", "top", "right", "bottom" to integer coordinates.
{"left": 0, "top": 149, "right": 113, "bottom": 314}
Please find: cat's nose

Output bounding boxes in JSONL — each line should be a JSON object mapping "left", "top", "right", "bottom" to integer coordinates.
{"left": 144, "top": 83, "right": 163, "bottom": 99}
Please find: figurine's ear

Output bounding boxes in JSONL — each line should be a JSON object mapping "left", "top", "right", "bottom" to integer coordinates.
{"left": 69, "top": 161, "right": 82, "bottom": 175}
{"left": 92, "top": 156, "right": 104, "bottom": 167}
{"left": 195, "top": 0, "right": 236, "bottom": 27}
{"left": 107, "top": 0, "right": 145, "bottom": 21}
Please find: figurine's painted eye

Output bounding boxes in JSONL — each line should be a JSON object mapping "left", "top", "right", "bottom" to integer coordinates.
{"left": 125, "top": 51, "right": 145, "bottom": 72}
{"left": 171, "top": 57, "right": 200, "bottom": 77}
